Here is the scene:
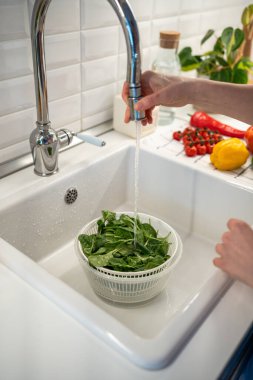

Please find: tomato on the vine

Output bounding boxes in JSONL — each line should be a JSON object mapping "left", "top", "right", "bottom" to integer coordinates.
{"left": 172, "top": 131, "right": 182, "bottom": 141}
{"left": 196, "top": 143, "right": 207, "bottom": 155}
{"left": 185, "top": 144, "right": 197, "bottom": 157}
{"left": 206, "top": 142, "right": 215, "bottom": 154}
{"left": 172, "top": 124, "right": 223, "bottom": 157}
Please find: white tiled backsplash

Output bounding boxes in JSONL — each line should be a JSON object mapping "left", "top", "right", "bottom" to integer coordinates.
{"left": 0, "top": 0, "right": 251, "bottom": 162}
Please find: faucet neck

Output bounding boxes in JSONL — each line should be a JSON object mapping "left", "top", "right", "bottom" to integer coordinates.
{"left": 107, "top": 0, "right": 142, "bottom": 86}
{"left": 31, "top": 0, "right": 144, "bottom": 126}
{"left": 31, "top": 0, "right": 52, "bottom": 125}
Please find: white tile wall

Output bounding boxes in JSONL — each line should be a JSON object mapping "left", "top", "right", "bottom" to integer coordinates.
{"left": 0, "top": 39, "right": 32, "bottom": 80}
{"left": 153, "top": 0, "right": 181, "bottom": 18}
{"left": 129, "top": 0, "right": 154, "bottom": 21}
{"left": 0, "top": 0, "right": 30, "bottom": 41}
{"left": 152, "top": 17, "right": 180, "bottom": 45}
{"left": 45, "top": 32, "right": 81, "bottom": 70}
{"left": 81, "top": 27, "right": 119, "bottom": 60}
{"left": 82, "top": 56, "right": 118, "bottom": 91}
{"left": 180, "top": 0, "right": 203, "bottom": 14}
{"left": 81, "top": 0, "right": 118, "bottom": 29}
{"left": 0, "top": 0, "right": 251, "bottom": 163}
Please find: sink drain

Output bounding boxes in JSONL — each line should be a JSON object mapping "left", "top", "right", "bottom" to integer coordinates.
{"left": 64, "top": 187, "right": 78, "bottom": 204}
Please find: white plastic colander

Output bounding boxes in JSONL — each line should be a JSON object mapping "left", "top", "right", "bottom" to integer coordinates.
{"left": 76, "top": 212, "right": 183, "bottom": 304}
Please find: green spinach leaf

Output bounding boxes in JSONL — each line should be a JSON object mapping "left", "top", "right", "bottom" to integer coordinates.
{"left": 78, "top": 211, "right": 172, "bottom": 272}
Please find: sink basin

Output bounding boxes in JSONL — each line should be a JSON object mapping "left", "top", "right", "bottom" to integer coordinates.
{"left": 0, "top": 131, "right": 252, "bottom": 369}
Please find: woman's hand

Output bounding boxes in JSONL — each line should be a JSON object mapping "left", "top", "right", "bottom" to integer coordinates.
{"left": 214, "top": 219, "right": 253, "bottom": 288}
{"left": 121, "top": 70, "right": 191, "bottom": 125}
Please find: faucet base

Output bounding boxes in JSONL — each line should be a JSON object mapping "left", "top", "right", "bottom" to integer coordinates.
{"left": 33, "top": 167, "right": 59, "bottom": 177}
{"left": 30, "top": 123, "right": 60, "bottom": 176}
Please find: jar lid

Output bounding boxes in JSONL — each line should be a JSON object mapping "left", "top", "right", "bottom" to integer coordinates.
{"left": 159, "top": 31, "right": 180, "bottom": 48}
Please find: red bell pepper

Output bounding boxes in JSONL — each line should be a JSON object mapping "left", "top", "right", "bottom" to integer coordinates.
{"left": 190, "top": 111, "right": 245, "bottom": 139}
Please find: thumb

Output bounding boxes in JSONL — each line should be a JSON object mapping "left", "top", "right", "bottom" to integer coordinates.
{"left": 134, "top": 93, "right": 160, "bottom": 111}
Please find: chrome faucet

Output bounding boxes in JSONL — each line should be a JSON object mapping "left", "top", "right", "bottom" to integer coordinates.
{"left": 30, "top": 0, "right": 145, "bottom": 176}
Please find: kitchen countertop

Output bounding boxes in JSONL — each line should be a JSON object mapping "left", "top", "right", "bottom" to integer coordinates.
{"left": 0, "top": 109, "right": 253, "bottom": 380}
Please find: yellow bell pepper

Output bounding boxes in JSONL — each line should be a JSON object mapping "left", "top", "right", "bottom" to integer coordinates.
{"left": 210, "top": 138, "right": 249, "bottom": 171}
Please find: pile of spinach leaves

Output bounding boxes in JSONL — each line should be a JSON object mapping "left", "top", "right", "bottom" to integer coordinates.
{"left": 78, "top": 210, "right": 171, "bottom": 272}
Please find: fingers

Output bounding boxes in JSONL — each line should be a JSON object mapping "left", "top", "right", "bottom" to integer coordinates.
{"left": 221, "top": 231, "right": 231, "bottom": 244}
{"left": 124, "top": 104, "right": 152, "bottom": 125}
{"left": 215, "top": 242, "right": 224, "bottom": 256}
{"left": 227, "top": 218, "right": 248, "bottom": 231}
{"left": 122, "top": 81, "right": 129, "bottom": 105}
{"left": 124, "top": 106, "right": 131, "bottom": 123}
{"left": 213, "top": 256, "right": 225, "bottom": 269}
{"left": 146, "top": 109, "right": 153, "bottom": 124}
{"left": 135, "top": 93, "right": 159, "bottom": 112}
{"left": 122, "top": 80, "right": 155, "bottom": 124}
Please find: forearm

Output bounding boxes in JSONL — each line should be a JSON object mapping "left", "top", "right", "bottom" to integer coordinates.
{"left": 187, "top": 79, "right": 253, "bottom": 125}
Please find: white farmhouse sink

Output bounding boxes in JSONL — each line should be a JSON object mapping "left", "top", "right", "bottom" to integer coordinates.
{"left": 0, "top": 130, "right": 252, "bottom": 369}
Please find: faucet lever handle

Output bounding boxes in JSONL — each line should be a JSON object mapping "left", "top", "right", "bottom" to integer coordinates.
{"left": 73, "top": 133, "right": 106, "bottom": 147}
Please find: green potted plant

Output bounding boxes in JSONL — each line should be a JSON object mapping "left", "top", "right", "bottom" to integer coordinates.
{"left": 178, "top": 5, "right": 253, "bottom": 84}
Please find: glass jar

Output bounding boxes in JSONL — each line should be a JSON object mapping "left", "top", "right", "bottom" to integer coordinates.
{"left": 152, "top": 31, "right": 181, "bottom": 125}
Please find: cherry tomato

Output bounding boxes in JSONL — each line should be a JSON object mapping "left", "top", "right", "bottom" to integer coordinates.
{"left": 183, "top": 135, "right": 192, "bottom": 144}
{"left": 196, "top": 143, "right": 207, "bottom": 155}
{"left": 172, "top": 131, "right": 182, "bottom": 141}
{"left": 182, "top": 127, "right": 195, "bottom": 135}
{"left": 201, "top": 131, "right": 209, "bottom": 139}
{"left": 245, "top": 126, "right": 253, "bottom": 154}
{"left": 185, "top": 144, "right": 197, "bottom": 157}
{"left": 206, "top": 142, "right": 215, "bottom": 154}
{"left": 193, "top": 137, "right": 200, "bottom": 144}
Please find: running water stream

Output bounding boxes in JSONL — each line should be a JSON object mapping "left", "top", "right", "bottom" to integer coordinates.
{"left": 134, "top": 121, "right": 141, "bottom": 244}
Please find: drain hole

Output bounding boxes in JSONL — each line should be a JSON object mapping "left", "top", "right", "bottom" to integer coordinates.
{"left": 64, "top": 187, "right": 78, "bottom": 204}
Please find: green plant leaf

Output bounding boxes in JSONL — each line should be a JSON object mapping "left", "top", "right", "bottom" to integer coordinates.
{"left": 241, "top": 5, "right": 253, "bottom": 26}
{"left": 221, "top": 27, "right": 234, "bottom": 57}
{"left": 197, "top": 57, "right": 217, "bottom": 76}
{"left": 210, "top": 68, "right": 232, "bottom": 82}
{"left": 232, "top": 68, "right": 248, "bottom": 84}
{"left": 213, "top": 37, "right": 224, "bottom": 54}
{"left": 141, "top": 223, "right": 157, "bottom": 238}
{"left": 89, "top": 251, "right": 115, "bottom": 268}
{"left": 178, "top": 47, "right": 201, "bottom": 70}
{"left": 102, "top": 210, "right": 116, "bottom": 223}
{"left": 221, "top": 27, "right": 233, "bottom": 46}
{"left": 231, "top": 28, "right": 244, "bottom": 51}
{"left": 78, "top": 234, "right": 96, "bottom": 256}
{"left": 178, "top": 47, "right": 194, "bottom": 63}
{"left": 181, "top": 62, "right": 201, "bottom": 72}
{"left": 201, "top": 29, "right": 215, "bottom": 45}
{"left": 216, "top": 56, "right": 228, "bottom": 67}
{"left": 236, "top": 57, "right": 253, "bottom": 70}
{"left": 178, "top": 46, "right": 192, "bottom": 56}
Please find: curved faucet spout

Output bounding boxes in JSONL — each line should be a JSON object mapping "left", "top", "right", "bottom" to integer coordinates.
{"left": 107, "top": 0, "right": 143, "bottom": 119}
{"left": 30, "top": 0, "right": 145, "bottom": 176}
{"left": 31, "top": 0, "right": 144, "bottom": 125}
{"left": 31, "top": 0, "right": 52, "bottom": 125}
